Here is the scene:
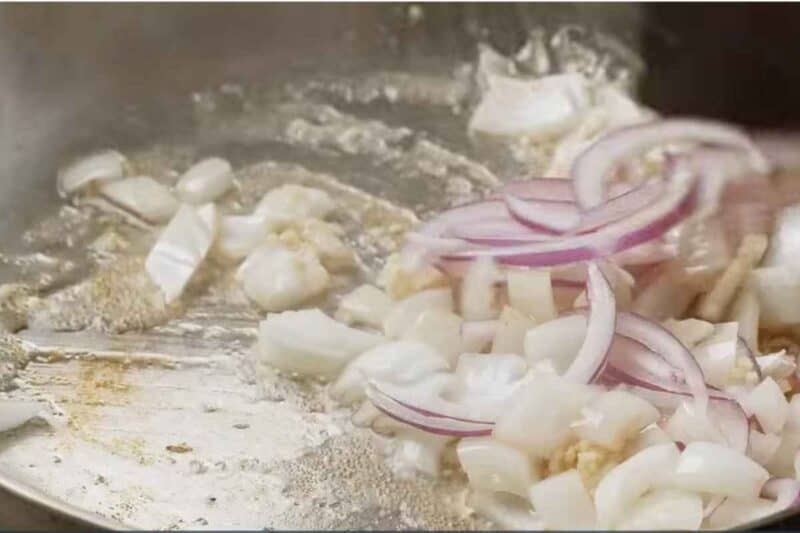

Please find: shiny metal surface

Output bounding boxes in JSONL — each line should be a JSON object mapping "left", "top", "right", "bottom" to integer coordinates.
{"left": 1, "top": 4, "right": 799, "bottom": 530}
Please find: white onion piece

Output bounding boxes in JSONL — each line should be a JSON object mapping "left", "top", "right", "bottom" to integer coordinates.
{"left": 749, "top": 429, "right": 782, "bottom": 466}
{"left": 57, "top": 149, "right": 126, "bottom": 197}
{"left": 492, "top": 306, "right": 536, "bottom": 355}
{"left": 594, "top": 443, "right": 680, "bottom": 528}
{"left": 691, "top": 322, "right": 738, "bottom": 389}
{"left": 145, "top": 203, "right": 217, "bottom": 303}
{"left": 767, "top": 396, "right": 800, "bottom": 476}
{"left": 529, "top": 469, "right": 596, "bottom": 530}
{"left": 506, "top": 269, "right": 557, "bottom": 323}
{"left": 616, "top": 488, "right": 703, "bottom": 531}
{"left": 296, "top": 219, "right": 354, "bottom": 272}
{"left": 255, "top": 184, "right": 336, "bottom": 224}
{"left": 176, "top": 157, "right": 233, "bottom": 204}
{"left": 457, "top": 437, "right": 538, "bottom": 497}
{"left": 764, "top": 204, "right": 800, "bottom": 268}
{"left": 739, "top": 377, "right": 790, "bottom": 434}
{"left": 572, "top": 390, "right": 659, "bottom": 451}
{"left": 335, "top": 284, "right": 393, "bottom": 329}
{"left": 662, "top": 318, "right": 715, "bottom": 349}
{"left": 0, "top": 400, "right": 45, "bottom": 432}
{"left": 460, "top": 257, "right": 501, "bottom": 321}
{"left": 469, "top": 73, "right": 588, "bottom": 139}
{"left": 758, "top": 351, "right": 796, "bottom": 380}
{"left": 213, "top": 214, "right": 273, "bottom": 261}
{"left": 572, "top": 118, "right": 770, "bottom": 209}
{"left": 751, "top": 266, "right": 800, "bottom": 328}
{"left": 524, "top": 314, "right": 587, "bottom": 373}
{"left": 664, "top": 402, "right": 728, "bottom": 448}
{"left": 256, "top": 309, "right": 383, "bottom": 378}
{"left": 563, "top": 263, "right": 616, "bottom": 384}
{"left": 671, "top": 441, "right": 769, "bottom": 499}
{"left": 466, "top": 490, "right": 544, "bottom": 531}
{"left": 382, "top": 427, "right": 450, "bottom": 478}
{"left": 403, "top": 309, "right": 463, "bottom": 364}
{"left": 383, "top": 288, "right": 453, "bottom": 339}
{"left": 448, "top": 353, "right": 528, "bottom": 410}
{"left": 628, "top": 423, "right": 673, "bottom": 455}
{"left": 237, "top": 244, "right": 329, "bottom": 312}
{"left": 100, "top": 176, "right": 179, "bottom": 223}
{"left": 493, "top": 373, "right": 598, "bottom": 458}
{"left": 461, "top": 319, "right": 499, "bottom": 353}
{"left": 330, "top": 341, "right": 448, "bottom": 405}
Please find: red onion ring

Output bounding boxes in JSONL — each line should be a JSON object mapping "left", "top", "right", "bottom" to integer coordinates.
{"left": 571, "top": 118, "right": 771, "bottom": 210}
{"left": 500, "top": 178, "right": 575, "bottom": 202}
{"left": 504, "top": 193, "right": 580, "bottom": 234}
{"left": 442, "top": 179, "right": 699, "bottom": 267}
{"left": 563, "top": 263, "right": 617, "bottom": 383}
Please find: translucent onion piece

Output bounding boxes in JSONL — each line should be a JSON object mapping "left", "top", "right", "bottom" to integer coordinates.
{"left": 594, "top": 443, "right": 680, "bottom": 528}
{"left": 572, "top": 118, "right": 770, "bottom": 209}
{"left": 330, "top": 341, "right": 448, "bottom": 405}
{"left": 751, "top": 266, "right": 800, "bottom": 328}
{"left": 448, "top": 353, "right": 528, "bottom": 410}
{"left": 402, "top": 309, "right": 463, "bottom": 364}
{"left": 671, "top": 441, "right": 769, "bottom": 500}
{"left": 383, "top": 288, "right": 453, "bottom": 339}
{"left": 506, "top": 268, "right": 557, "bottom": 323}
{"left": 57, "top": 149, "right": 126, "bottom": 197}
{"left": 335, "top": 284, "right": 393, "bottom": 329}
{"left": 766, "top": 396, "right": 800, "bottom": 476}
{"left": 256, "top": 309, "right": 383, "bottom": 378}
{"left": 493, "top": 373, "right": 598, "bottom": 458}
{"left": 529, "top": 469, "right": 596, "bottom": 530}
{"left": 176, "top": 157, "right": 234, "bottom": 204}
{"left": 145, "top": 203, "right": 218, "bottom": 303}
{"left": 491, "top": 306, "right": 536, "bottom": 355}
{"left": 213, "top": 213, "right": 273, "bottom": 261}
{"left": 615, "top": 489, "right": 703, "bottom": 531}
{"left": 690, "top": 322, "right": 739, "bottom": 389}
{"left": 457, "top": 437, "right": 538, "bottom": 497}
{"left": 460, "top": 319, "right": 499, "bottom": 353}
{"left": 460, "top": 257, "right": 501, "bottom": 321}
{"left": 237, "top": 244, "right": 329, "bottom": 312}
{"left": 739, "top": 377, "right": 790, "bottom": 435}
{"left": 100, "top": 176, "right": 179, "bottom": 223}
{"left": 572, "top": 389, "right": 659, "bottom": 451}
{"left": 763, "top": 205, "right": 800, "bottom": 269}
{"left": 255, "top": 184, "right": 336, "bottom": 224}
{"left": 524, "top": 314, "right": 587, "bottom": 373}
{"left": 466, "top": 490, "right": 544, "bottom": 531}
{"left": 749, "top": 429, "right": 782, "bottom": 466}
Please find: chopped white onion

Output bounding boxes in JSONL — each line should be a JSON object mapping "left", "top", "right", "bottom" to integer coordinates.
{"left": 176, "top": 157, "right": 233, "bottom": 204}
{"left": 664, "top": 402, "right": 727, "bottom": 447}
{"left": 729, "top": 287, "right": 761, "bottom": 353}
{"left": 296, "top": 219, "right": 355, "bottom": 272}
{"left": 460, "top": 257, "right": 501, "bottom": 321}
{"left": 469, "top": 73, "right": 589, "bottom": 139}
{"left": 750, "top": 266, "right": 800, "bottom": 328}
{"left": 767, "top": 396, "right": 800, "bottom": 476}
{"left": 100, "top": 176, "right": 179, "bottom": 223}
{"left": 382, "top": 426, "right": 450, "bottom": 478}
{"left": 213, "top": 213, "right": 273, "bottom": 261}
{"left": 529, "top": 469, "right": 596, "bottom": 530}
{"left": 254, "top": 184, "right": 336, "bottom": 224}
{"left": 627, "top": 423, "right": 674, "bottom": 456}
{"left": 506, "top": 269, "right": 557, "bottom": 323}
{"left": 330, "top": 341, "right": 448, "bottom": 405}
{"left": 402, "top": 309, "right": 464, "bottom": 364}
{"left": 461, "top": 319, "right": 499, "bottom": 353}
{"left": 615, "top": 488, "right": 703, "bottom": 531}
{"left": 237, "top": 244, "right": 329, "bottom": 312}
{"left": 571, "top": 389, "right": 659, "bottom": 451}
{"left": 739, "top": 377, "right": 790, "bottom": 434}
{"left": 335, "top": 284, "right": 393, "bottom": 329}
{"left": 383, "top": 288, "right": 453, "bottom": 339}
{"left": 758, "top": 350, "right": 796, "bottom": 380}
{"left": 662, "top": 317, "right": 715, "bottom": 349}
{"left": 671, "top": 441, "right": 769, "bottom": 499}
{"left": 457, "top": 436, "right": 538, "bottom": 497}
{"left": 493, "top": 373, "right": 598, "bottom": 458}
{"left": 749, "top": 429, "right": 782, "bottom": 466}
{"left": 594, "top": 443, "right": 680, "bottom": 528}
{"left": 691, "top": 322, "right": 739, "bottom": 389}
{"left": 763, "top": 204, "right": 800, "bottom": 269}
{"left": 145, "top": 203, "right": 218, "bottom": 303}
{"left": 466, "top": 490, "right": 544, "bottom": 531}
{"left": 57, "top": 149, "right": 126, "bottom": 197}
{"left": 491, "top": 306, "right": 536, "bottom": 355}
{"left": 524, "top": 314, "right": 587, "bottom": 374}
{"left": 448, "top": 353, "right": 528, "bottom": 409}
{"left": 256, "top": 309, "right": 383, "bottom": 378}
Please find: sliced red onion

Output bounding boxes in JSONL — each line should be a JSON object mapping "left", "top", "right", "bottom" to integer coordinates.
{"left": 575, "top": 180, "right": 666, "bottom": 234}
{"left": 563, "top": 263, "right": 617, "bottom": 383}
{"left": 442, "top": 179, "right": 699, "bottom": 267}
{"left": 367, "top": 384, "right": 493, "bottom": 437}
{"left": 615, "top": 312, "right": 709, "bottom": 409}
{"left": 572, "top": 118, "right": 771, "bottom": 210}
{"left": 504, "top": 193, "right": 581, "bottom": 234}
{"left": 500, "top": 178, "right": 575, "bottom": 202}
{"left": 450, "top": 216, "right": 553, "bottom": 246}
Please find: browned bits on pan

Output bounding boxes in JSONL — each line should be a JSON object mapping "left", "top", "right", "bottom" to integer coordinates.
{"left": 166, "top": 443, "right": 193, "bottom": 453}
